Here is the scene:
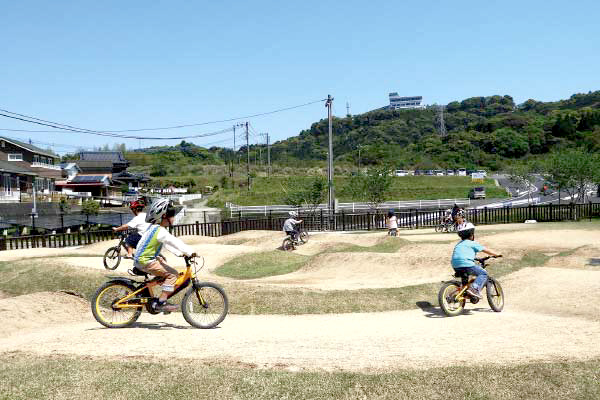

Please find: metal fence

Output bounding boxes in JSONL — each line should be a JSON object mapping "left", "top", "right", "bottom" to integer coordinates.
{"left": 227, "top": 198, "right": 471, "bottom": 217}
{"left": 2, "top": 202, "right": 599, "bottom": 251}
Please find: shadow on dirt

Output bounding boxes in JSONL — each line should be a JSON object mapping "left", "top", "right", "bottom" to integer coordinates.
{"left": 88, "top": 322, "right": 200, "bottom": 331}
{"left": 587, "top": 258, "right": 600, "bottom": 266}
{"left": 416, "top": 301, "right": 495, "bottom": 318}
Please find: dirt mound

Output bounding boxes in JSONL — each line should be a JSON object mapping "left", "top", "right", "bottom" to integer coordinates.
{"left": 0, "top": 291, "right": 90, "bottom": 337}
{"left": 258, "top": 243, "right": 455, "bottom": 289}
{"left": 543, "top": 245, "right": 600, "bottom": 270}
{"left": 502, "top": 267, "right": 600, "bottom": 320}
{"left": 480, "top": 230, "right": 600, "bottom": 252}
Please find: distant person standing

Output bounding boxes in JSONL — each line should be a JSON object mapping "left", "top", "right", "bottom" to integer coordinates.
{"left": 387, "top": 210, "right": 398, "bottom": 236}
{"left": 451, "top": 204, "right": 461, "bottom": 221}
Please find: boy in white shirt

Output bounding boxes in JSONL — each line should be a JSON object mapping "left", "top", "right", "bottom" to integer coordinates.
{"left": 134, "top": 198, "right": 196, "bottom": 313}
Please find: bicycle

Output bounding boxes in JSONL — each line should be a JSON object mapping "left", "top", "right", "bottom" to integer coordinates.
{"left": 103, "top": 232, "right": 128, "bottom": 270}
{"left": 435, "top": 219, "right": 456, "bottom": 233}
{"left": 91, "top": 255, "right": 228, "bottom": 329}
{"left": 438, "top": 256, "right": 504, "bottom": 317}
{"left": 282, "top": 229, "right": 309, "bottom": 251}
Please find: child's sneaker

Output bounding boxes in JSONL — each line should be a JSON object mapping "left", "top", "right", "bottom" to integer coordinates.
{"left": 466, "top": 287, "right": 482, "bottom": 299}
{"left": 154, "top": 301, "right": 178, "bottom": 313}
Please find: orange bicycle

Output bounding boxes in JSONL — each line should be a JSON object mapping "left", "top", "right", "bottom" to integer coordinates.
{"left": 91, "top": 255, "right": 228, "bottom": 328}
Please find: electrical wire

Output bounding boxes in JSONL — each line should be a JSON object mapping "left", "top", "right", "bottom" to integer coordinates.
{"left": 0, "top": 98, "right": 326, "bottom": 134}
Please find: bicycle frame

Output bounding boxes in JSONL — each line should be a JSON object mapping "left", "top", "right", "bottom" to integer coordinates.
{"left": 109, "top": 260, "right": 202, "bottom": 310}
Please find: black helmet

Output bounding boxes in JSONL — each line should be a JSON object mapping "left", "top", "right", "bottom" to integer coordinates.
{"left": 387, "top": 210, "right": 395, "bottom": 217}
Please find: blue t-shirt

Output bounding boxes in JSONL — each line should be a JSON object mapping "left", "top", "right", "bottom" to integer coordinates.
{"left": 451, "top": 240, "right": 485, "bottom": 268}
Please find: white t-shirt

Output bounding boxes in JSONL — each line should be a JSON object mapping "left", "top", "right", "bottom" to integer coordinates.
{"left": 388, "top": 216, "right": 398, "bottom": 229}
{"left": 127, "top": 212, "right": 151, "bottom": 234}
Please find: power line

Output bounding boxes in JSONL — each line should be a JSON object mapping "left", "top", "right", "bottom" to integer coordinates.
{"left": 0, "top": 98, "right": 326, "bottom": 134}
{"left": 0, "top": 110, "right": 235, "bottom": 140}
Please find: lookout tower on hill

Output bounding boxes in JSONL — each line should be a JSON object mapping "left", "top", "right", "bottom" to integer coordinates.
{"left": 388, "top": 93, "right": 425, "bottom": 109}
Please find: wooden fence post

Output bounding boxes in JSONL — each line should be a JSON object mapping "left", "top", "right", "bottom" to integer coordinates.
{"left": 195, "top": 221, "right": 200, "bottom": 235}
{"left": 415, "top": 209, "right": 419, "bottom": 229}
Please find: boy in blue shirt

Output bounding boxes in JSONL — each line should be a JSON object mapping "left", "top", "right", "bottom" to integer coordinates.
{"left": 451, "top": 222, "right": 501, "bottom": 299}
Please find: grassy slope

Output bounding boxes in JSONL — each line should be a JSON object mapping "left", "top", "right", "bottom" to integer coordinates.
{"left": 1, "top": 353, "right": 598, "bottom": 400}
{"left": 207, "top": 175, "right": 507, "bottom": 207}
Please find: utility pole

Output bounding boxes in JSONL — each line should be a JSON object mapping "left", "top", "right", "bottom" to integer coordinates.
{"left": 325, "top": 94, "right": 335, "bottom": 219}
{"left": 358, "top": 144, "right": 362, "bottom": 172}
{"left": 245, "top": 122, "right": 250, "bottom": 190}
{"left": 260, "top": 132, "right": 271, "bottom": 177}
{"left": 233, "top": 125, "right": 236, "bottom": 154}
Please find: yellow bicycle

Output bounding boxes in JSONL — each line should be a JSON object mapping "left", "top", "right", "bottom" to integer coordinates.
{"left": 91, "top": 255, "right": 228, "bottom": 329}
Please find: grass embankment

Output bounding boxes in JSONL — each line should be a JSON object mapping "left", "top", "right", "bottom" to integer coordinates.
{"left": 2, "top": 353, "right": 598, "bottom": 400}
{"left": 214, "top": 237, "right": 406, "bottom": 279}
{"left": 207, "top": 176, "right": 507, "bottom": 208}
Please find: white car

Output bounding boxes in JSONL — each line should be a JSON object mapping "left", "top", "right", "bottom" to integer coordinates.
{"left": 395, "top": 170, "right": 408, "bottom": 177}
{"left": 476, "top": 170, "right": 487, "bottom": 177}
{"left": 457, "top": 168, "right": 467, "bottom": 176}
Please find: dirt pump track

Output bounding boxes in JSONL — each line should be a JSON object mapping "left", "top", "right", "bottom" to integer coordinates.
{"left": 1, "top": 224, "right": 599, "bottom": 372}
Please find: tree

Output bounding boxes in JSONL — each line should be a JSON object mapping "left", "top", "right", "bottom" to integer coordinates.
{"left": 343, "top": 166, "right": 393, "bottom": 211}
{"left": 81, "top": 199, "right": 99, "bottom": 215}
{"left": 542, "top": 148, "right": 600, "bottom": 203}
{"left": 280, "top": 176, "right": 327, "bottom": 215}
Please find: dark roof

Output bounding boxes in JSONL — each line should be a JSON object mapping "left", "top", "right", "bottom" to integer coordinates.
{"left": 77, "top": 160, "right": 114, "bottom": 169}
{"left": 0, "top": 160, "right": 37, "bottom": 176}
{"left": 70, "top": 175, "right": 107, "bottom": 183}
{"left": 79, "top": 151, "right": 128, "bottom": 162}
{"left": 0, "top": 136, "right": 58, "bottom": 158}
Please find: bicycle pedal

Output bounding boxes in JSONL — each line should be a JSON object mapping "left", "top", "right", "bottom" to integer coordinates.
{"left": 162, "top": 311, "right": 171, "bottom": 315}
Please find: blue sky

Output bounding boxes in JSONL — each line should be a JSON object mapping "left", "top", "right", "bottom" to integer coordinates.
{"left": 1, "top": 1, "right": 599, "bottom": 154}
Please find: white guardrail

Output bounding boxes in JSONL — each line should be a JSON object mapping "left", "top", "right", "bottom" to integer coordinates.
{"left": 227, "top": 199, "right": 471, "bottom": 217}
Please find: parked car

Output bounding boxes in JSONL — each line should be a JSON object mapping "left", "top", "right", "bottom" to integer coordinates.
{"left": 413, "top": 170, "right": 422, "bottom": 176}
{"left": 395, "top": 170, "right": 408, "bottom": 177}
{"left": 457, "top": 168, "right": 467, "bottom": 176}
{"left": 446, "top": 169, "right": 455, "bottom": 176}
{"left": 476, "top": 169, "right": 487, "bottom": 177}
{"left": 425, "top": 170, "right": 434, "bottom": 176}
{"left": 434, "top": 169, "right": 445, "bottom": 176}
{"left": 469, "top": 187, "right": 486, "bottom": 199}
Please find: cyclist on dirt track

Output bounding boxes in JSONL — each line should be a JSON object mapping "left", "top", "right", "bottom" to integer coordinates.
{"left": 451, "top": 222, "right": 501, "bottom": 299}
{"left": 112, "top": 200, "right": 150, "bottom": 259}
{"left": 133, "top": 198, "right": 196, "bottom": 313}
{"left": 283, "top": 211, "right": 303, "bottom": 242}
{"left": 387, "top": 210, "right": 398, "bottom": 236}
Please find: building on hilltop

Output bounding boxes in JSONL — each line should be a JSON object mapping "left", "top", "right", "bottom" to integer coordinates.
{"left": 386, "top": 93, "right": 425, "bottom": 110}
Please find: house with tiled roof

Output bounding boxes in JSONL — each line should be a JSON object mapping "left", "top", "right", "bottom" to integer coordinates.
{"left": 0, "top": 137, "right": 61, "bottom": 202}
{"left": 77, "top": 151, "right": 130, "bottom": 176}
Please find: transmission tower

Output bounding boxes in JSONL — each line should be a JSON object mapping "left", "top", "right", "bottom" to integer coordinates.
{"left": 346, "top": 102, "right": 351, "bottom": 117}
{"left": 438, "top": 105, "right": 447, "bottom": 137}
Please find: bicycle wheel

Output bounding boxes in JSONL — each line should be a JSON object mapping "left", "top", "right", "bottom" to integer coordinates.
{"left": 435, "top": 224, "right": 443, "bottom": 233}
{"left": 438, "top": 281, "right": 466, "bottom": 317}
{"left": 91, "top": 281, "right": 142, "bottom": 328}
{"left": 103, "top": 246, "right": 122, "bottom": 270}
{"left": 486, "top": 278, "right": 504, "bottom": 312}
{"left": 282, "top": 238, "right": 295, "bottom": 251}
{"left": 182, "top": 282, "right": 229, "bottom": 329}
{"left": 299, "top": 231, "right": 309, "bottom": 244}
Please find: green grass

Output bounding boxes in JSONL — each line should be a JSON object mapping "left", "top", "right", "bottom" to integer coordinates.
{"left": 214, "top": 251, "right": 308, "bottom": 279}
{"left": 1, "top": 353, "right": 598, "bottom": 400}
{"left": 321, "top": 237, "right": 408, "bottom": 254}
{"left": 207, "top": 175, "right": 507, "bottom": 207}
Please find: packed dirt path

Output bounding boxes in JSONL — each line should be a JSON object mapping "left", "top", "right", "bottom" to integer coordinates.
{"left": 1, "top": 304, "right": 599, "bottom": 372}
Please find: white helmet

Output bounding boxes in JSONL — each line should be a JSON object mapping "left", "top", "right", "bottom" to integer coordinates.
{"left": 145, "top": 198, "right": 174, "bottom": 224}
{"left": 457, "top": 222, "right": 475, "bottom": 240}
{"left": 289, "top": 211, "right": 298, "bottom": 217}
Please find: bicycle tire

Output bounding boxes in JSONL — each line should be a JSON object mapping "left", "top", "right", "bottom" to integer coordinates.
{"left": 299, "top": 231, "right": 309, "bottom": 244}
{"left": 486, "top": 278, "right": 504, "bottom": 312}
{"left": 435, "top": 224, "right": 443, "bottom": 233}
{"left": 103, "top": 246, "right": 122, "bottom": 270}
{"left": 438, "top": 281, "right": 466, "bottom": 317}
{"left": 91, "top": 281, "right": 142, "bottom": 328}
{"left": 282, "top": 238, "right": 295, "bottom": 251}
{"left": 182, "top": 282, "right": 229, "bottom": 329}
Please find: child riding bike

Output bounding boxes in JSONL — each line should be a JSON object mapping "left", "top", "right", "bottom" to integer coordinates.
{"left": 112, "top": 200, "right": 150, "bottom": 259}
{"left": 451, "top": 222, "right": 501, "bottom": 299}
{"left": 133, "top": 198, "right": 196, "bottom": 312}
{"left": 283, "top": 211, "right": 303, "bottom": 243}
